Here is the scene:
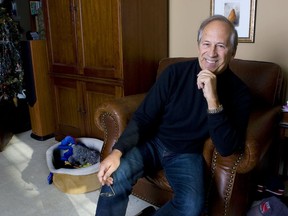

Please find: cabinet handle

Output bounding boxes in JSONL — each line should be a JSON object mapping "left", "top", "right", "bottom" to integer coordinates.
{"left": 77, "top": 107, "right": 86, "bottom": 115}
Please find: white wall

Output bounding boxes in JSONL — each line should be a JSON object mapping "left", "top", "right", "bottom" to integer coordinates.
{"left": 169, "top": 0, "right": 288, "bottom": 99}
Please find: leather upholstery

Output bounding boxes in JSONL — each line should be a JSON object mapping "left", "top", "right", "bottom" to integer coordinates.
{"left": 94, "top": 58, "right": 284, "bottom": 216}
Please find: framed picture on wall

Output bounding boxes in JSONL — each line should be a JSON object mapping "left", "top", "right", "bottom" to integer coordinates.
{"left": 30, "top": 1, "right": 40, "bottom": 15}
{"left": 210, "top": 0, "right": 257, "bottom": 43}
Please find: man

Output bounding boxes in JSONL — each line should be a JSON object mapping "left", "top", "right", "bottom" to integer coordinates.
{"left": 95, "top": 15, "right": 251, "bottom": 216}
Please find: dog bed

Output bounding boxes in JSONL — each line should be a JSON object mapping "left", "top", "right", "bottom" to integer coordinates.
{"left": 46, "top": 137, "right": 103, "bottom": 194}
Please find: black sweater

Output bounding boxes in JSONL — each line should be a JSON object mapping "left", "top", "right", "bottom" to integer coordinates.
{"left": 113, "top": 59, "right": 251, "bottom": 156}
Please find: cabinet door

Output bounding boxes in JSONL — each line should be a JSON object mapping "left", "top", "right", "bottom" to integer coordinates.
{"left": 82, "top": 81, "right": 122, "bottom": 139}
{"left": 53, "top": 78, "right": 83, "bottom": 140}
{"left": 43, "top": 0, "right": 78, "bottom": 74}
{"left": 78, "top": 0, "right": 122, "bottom": 79}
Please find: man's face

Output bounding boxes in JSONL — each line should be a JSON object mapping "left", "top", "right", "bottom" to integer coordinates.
{"left": 198, "top": 20, "right": 235, "bottom": 74}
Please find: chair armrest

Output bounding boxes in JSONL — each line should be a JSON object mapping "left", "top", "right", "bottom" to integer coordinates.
{"left": 205, "top": 106, "right": 281, "bottom": 174}
{"left": 94, "top": 94, "right": 146, "bottom": 159}
{"left": 208, "top": 106, "right": 281, "bottom": 215}
{"left": 238, "top": 106, "right": 281, "bottom": 173}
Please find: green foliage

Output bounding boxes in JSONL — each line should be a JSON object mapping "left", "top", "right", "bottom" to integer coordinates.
{"left": 0, "top": 7, "right": 24, "bottom": 102}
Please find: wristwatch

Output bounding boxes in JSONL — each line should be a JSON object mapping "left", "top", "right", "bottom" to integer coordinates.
{"left": 207, "top": 104, "right": 223, "bottom": 114}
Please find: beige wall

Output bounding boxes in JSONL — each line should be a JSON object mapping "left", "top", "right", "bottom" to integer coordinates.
{"left": 169, "top": 0, "right": 288, "bottom": 99}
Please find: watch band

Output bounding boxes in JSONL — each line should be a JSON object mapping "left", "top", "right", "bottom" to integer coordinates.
{"left": 207, "top": 104, "right": 223, "bottom": 114}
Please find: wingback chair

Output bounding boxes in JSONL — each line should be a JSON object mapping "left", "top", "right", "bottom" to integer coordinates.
{"left": 94, "top": 58, "right": 284, "bottom": 216}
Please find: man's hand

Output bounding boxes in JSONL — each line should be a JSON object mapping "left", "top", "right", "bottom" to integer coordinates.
{"left": 97, "top": 149, "right": 122, "bottom": 186}
{"left": 197, "top": 69, "right": 220, "bottom": 109}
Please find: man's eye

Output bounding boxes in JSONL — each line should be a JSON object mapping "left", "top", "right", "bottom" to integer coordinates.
{"left": 217, "top": 44, "right": 226, "bottom": 49}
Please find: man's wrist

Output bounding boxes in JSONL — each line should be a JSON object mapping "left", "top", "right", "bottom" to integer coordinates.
{"left": 111, "top": 149, "right": 123, "bottom": 158}
{"left": 206, "top": 97, "right": 220, "bottom": 109}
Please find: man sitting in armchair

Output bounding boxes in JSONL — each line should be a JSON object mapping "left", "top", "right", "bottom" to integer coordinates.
{"left": 95, "top": 15, "right": 251, "bottom": 216}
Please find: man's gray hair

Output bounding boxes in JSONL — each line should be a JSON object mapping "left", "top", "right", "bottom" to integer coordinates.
{"left": 197, "top": 15, "right": 238, "bottom": 55}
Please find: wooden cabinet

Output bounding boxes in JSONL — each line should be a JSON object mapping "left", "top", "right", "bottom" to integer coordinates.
{"left": 42, "top": 0, "right": 168, "bottom": 140}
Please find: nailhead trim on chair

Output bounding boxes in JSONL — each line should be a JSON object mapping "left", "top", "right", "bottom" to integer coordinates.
{"left": 204, "top": 151, "right": 243, "bottom": 216}
{"left": 133, "top": 192, "right": 159, "bottom": 207}
{"left": 99, "top": 112, "right": 119, "bottom": 159}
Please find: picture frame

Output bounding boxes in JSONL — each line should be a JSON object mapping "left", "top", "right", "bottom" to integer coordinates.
{"left": 30, "top": 1, "right": 41, "bottom": 15}
{"left": 210, "top": 0, "right": 257, "bottom": 43}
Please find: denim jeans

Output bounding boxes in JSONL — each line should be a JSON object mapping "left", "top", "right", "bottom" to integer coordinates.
{"left": 95, "top": 138, "right": 205, "bottom": 216}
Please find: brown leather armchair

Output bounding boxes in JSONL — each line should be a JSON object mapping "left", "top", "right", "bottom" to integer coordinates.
{"left": 94, "top": 58, "right": 284, "bottom": 216}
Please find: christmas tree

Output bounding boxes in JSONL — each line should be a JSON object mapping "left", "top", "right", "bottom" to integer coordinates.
{"left": 0, "top": 6, "right": 24, "bottom": 106}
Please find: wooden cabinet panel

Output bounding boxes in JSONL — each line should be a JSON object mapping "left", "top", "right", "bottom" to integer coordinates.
{"left": 120, "top": 0, "right": 169, "bottom": 95}
{"left": 53, "top": 78, "right": 82, "bottom": 139}
{"left": 83, "top": 82, "right": 120, "bottom": 138}
{"left": 44, "top": 0, "right": 78, "bottom": 74}
{"left": 80, "top": 0, "right": 121, "bottom": 79}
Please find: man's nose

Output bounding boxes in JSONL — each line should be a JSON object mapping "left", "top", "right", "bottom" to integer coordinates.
{"left": 208, "top": 46, "right": 217, "bottom": 56}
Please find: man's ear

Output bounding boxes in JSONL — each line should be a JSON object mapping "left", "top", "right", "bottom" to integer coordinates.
{"left": 231, "top": 49, "right": 237, "bottom": 59}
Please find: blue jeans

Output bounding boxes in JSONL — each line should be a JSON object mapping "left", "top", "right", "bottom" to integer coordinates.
{"left": 95, "top": 138, "right": 205, "bottom": 216}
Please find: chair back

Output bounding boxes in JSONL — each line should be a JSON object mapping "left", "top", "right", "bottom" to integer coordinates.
{"left": 157, "top": 58, "right": 284, "bottom": 107}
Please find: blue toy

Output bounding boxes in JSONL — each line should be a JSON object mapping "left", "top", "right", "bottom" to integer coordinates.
{"left": 57, "top": 135, "right": 76, "bottom": 162}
